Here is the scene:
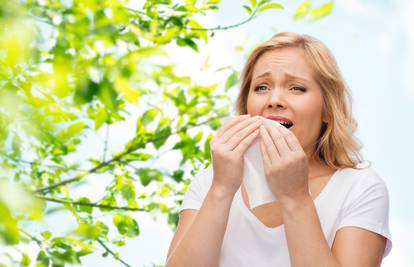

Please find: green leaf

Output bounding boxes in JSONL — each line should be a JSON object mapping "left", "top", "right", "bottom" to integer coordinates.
{"left": 76, "top": 197, "right": 93, "bottom": 214}
{"left": 122, "top": 152, "right": 152, "bottom": 162}
{"left": 293, "top": 0, "right": 312, "bottom": 20}
{"left": 225, "top": 71, "right": 239, "bottom": 91}
{"left": 177, "top": 37, "right": 199, "bottom": 52}
{"left": 137, "top": 168, "right": 164, "bottom": 186}
{"left": 93, "top": 106, "right": 108, "bottom": 130}
{"left": 21, "top": 253, "right": 31, "bottom": 266}
{"left": 172, "top": 169, "right": 184, "bottom": 182}
{"left": 113, "top": 214, "right": 140, "bottom": 237}
{"left": 250, "top": 0, "right": 257, "bottom": 8}
{"left": 99, "top": 195, "right": 117, "bottom": 212}
{"left": 41, "top": 231, "right": 52, "bottom": 240}
{"left": 168, "top": 211, "right": 179, "bottom": 229}
{"left": 308, "top": 1, "right": 333, "bottom": 22}
{"left": 96, "top": 221, "right": 109, "bottom": 237}
{"left": 258, "top": 3, "right": 284, "bottom": 12}
{"left": 67, "top": 121, "right": 86, "bottom": 137}
{"left": 121, "top": 182, "right": 136, "bottom": 201}
{"left": 257, "top": 0, "right": 271, "bottom": 6}
{"left": 242, "top": 5, "right": 253, "bottom": 15}
{"left": 113, "top": 238, "right": 126, "bottom": 247}
{"left": 75, "top": 221, "right": 101, "bottom": 239}
{"left": 142, "top": 108, "right": 159, "bottom": 126}
{"left": 194, "top": 131, "right": 203, "bottom": 142}
{"left": 188, "top": 20, "right": 208, "bottom": 43}
{"left": 153, "top": 125, "right": 172, "bottom": 149}
{"left": 74, "top": 79, "right": 100, "bottom": 104}
{"left": 36, "top": 251, "right": 50, "bottom": 266}
{"left": 204, "top": 133, "right": 214, "bottom": 159}
{"left": 153, "top": 27, "right": 179, "bottom": 45}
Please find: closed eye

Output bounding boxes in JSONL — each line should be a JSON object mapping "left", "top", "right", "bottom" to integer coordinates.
{"left": 291, "top": 86, "right": 306, "bottom": 92}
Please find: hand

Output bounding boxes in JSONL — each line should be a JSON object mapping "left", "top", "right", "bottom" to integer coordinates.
{"left": 210, "top": 115, "right": 261, "bottom": 196}
{"left": 259, "top": 123, "right": 309, "bottom": 205}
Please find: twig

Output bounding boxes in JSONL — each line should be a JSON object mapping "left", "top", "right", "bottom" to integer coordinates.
{"left": 185, "top": 10, "right": 258, "bottom": 31}
{"left": 96, "top": 238, "right": 131, "bottom": 267}
{"left": 18, "top": 228, "right": 42, "bottom": 247}
{"left": 102, "top": 123, "right": 110, "bottom": 162}
{"left": 0, "top": 151, "right": 86, "bottom": 171}
{"left": 37, "top": 196, "right": 148, "bottom": 212}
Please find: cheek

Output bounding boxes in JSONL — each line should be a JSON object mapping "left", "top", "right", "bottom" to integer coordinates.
{"left": 294, "top": 100, "right": 324, "bottom": 144}
{"left": 246, "top": 92, "right": 262, "bottom": 113}
{"left": 297, "top": 96, "right": 324, "bottom": 121}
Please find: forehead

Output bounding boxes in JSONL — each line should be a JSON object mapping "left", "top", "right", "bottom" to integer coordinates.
{"left": 252, "top": 47, "right": 314, "bottom": 81}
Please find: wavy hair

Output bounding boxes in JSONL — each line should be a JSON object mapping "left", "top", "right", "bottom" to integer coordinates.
{"left": 235, "top": 32, "right": 367, "bottom": 169}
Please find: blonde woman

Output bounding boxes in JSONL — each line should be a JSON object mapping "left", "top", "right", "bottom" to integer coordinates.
{"left": 165, "top": 32, "right": 392, "bottom": 267}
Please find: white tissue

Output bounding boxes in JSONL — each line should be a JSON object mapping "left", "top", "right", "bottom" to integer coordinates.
{"left": 220, "top": 116, "right": 280, "bottom": 209}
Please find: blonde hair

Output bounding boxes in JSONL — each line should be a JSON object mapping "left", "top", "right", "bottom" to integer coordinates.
{"left": 235, "top": 32, "right": 367, "bottom": 170}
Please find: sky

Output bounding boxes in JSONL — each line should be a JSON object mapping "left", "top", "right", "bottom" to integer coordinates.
{"left": 16, "top": 0, "right": 412, "bottom": 266}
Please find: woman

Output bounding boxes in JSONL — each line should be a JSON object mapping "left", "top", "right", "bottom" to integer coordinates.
{"left": 165, "top": 32, "right": 392, "bottom": 267}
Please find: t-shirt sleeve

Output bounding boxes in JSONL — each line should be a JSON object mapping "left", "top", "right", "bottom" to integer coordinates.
{"left": 179, "top": 166, "right": 213, "bottom": 212}
{"left": 336, "top": 169, "right": 392, "bottom": 257}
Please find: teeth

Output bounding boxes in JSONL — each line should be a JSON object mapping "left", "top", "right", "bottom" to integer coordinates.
{"left": 275, "top": 120, "right": 292, "bottom": 125}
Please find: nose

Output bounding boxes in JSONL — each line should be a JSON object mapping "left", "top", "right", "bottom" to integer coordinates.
{"left": 267, "top": 89, "right": 287, "bottom": 109}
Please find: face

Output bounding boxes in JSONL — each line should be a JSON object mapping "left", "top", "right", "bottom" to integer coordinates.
{"left": 246, "top": 47, "right": 327, "bottom": 157}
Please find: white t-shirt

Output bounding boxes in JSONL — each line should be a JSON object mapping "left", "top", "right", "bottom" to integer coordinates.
{"left": 179, "top": 165, "right": 392, "bottom": 267}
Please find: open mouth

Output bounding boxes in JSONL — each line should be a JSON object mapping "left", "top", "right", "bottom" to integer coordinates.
{"left": 279, "top": 122, "right": 294, "bottom": 129}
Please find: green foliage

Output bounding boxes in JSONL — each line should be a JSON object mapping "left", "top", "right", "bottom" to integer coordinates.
{"left": 113, "top": 214, "right": 140, "bottom": 238}
{"left": 294, "top": 0, "right": 334, "bottom": 21}
{"left": 0, "top": 0, "right": 332, "bottom": 265}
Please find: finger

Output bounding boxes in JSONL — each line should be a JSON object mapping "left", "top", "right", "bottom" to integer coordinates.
{"left": 274, "top": 123, "right": 304, "bottom": 153}
{"left": 226, "top": 118, "right": 261, "bottom": 150}
{"left": 221, "top": 116, "right": 261, "bottom": 144}
{"left": 233, "top": 128, "right": 260, "bottom": 154}
{"left": 265, "top": 124, "right": 291, "bottom": 156}
{"left": 259, "top": 138, "right": 271, "bottom": 167}
{"left": 259, "top": 125, "right": 280, "bottom": 160}
{"left": 217, "top": 114, "right": 251, "bottom": 138}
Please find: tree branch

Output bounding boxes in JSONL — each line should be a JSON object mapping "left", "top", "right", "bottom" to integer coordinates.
{"left": 34, "top": 115, "right": 224, "bottom": 194}
{"left": 102, "top": 123, "right": 110, "bottom": 162}
{"left": 125, "top": 6, "right": 258, "bottom": 32}
{"left": 0, "top": 151, "right": 87, "bottom": 171}
{"left": 96, "top": 238, "right": 131, "bottom": 267}
{"left": 185, "top": 10, "right": 258, "bottom": 31}
{"left": 19, "top": 228, "right": 42, "bottom": 247}
{"left": 31, "top": 6, "right": 258, "bottom": 34}
{"left": 37, "top": 196, "right": 149, "bottom": 212}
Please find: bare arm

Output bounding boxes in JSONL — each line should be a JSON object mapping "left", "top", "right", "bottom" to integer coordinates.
{"left": 165, "top": 184, "right": 235, "bottom": 267}
{"left": 282, "top": 195, "right": 386, "bottom": 267}
{"left": 166, "top": 115, "right": 261, "bottom": 266}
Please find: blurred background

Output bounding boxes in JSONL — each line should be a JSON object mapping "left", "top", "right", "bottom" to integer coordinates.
{"left": 0, "top": 0, "right": 413, "bottom": 266}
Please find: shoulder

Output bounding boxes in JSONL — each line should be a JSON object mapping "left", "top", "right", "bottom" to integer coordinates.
{"left": 186, "top": 164, "right": 214, "bottom": 193}
{"left": 337, "top": 164, "right": 388, "bottom": 191}
{"left": 334, "top": 164, "right": 390, "bottom": 211}
{"left": 179, "top": 165, "right": 214, "bottom": 211}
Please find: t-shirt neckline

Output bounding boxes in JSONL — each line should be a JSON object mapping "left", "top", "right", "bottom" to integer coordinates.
{"left": 236, "top": 168, "right": 343, "bottom": 232}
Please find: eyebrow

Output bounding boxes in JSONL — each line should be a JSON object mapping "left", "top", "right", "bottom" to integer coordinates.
{"left": 253, "top": 71, "right": 310, "bottom": 82}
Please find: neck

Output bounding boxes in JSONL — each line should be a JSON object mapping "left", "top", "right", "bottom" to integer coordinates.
{"left": 307, "top": 157, "right": 333, "bottom": 179}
